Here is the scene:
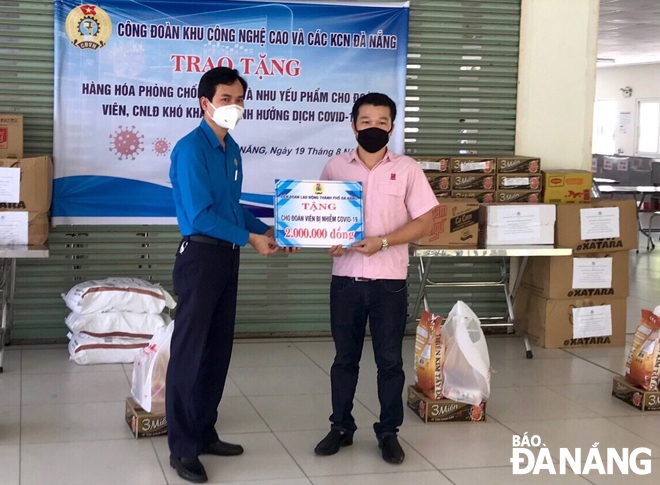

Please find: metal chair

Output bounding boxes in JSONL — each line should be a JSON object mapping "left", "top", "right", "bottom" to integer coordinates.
{"left": 648, "top": 211, "right": 660, "bottom": 251}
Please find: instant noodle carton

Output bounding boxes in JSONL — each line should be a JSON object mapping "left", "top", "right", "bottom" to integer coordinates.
{"left": 407, "top": 385, "right": 486, "bottom": 423}
{"left": 125, "top": 397, "right": 167, "bottom": 438}
{"left": 612, "top": 376, "right": 660, "bottom": 412}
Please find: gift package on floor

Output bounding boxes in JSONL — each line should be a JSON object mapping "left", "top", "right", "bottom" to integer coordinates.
{"left": 612, "top": 376, "right": 660, "bottom": 412}
{"left": 131, "top": 322, "right": 174, "bottom": 414}
{"left": 410, "top": 302, "right": 489, "bottom": 422}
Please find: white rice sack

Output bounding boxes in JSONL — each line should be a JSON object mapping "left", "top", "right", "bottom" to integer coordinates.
{"left": 65, "top": 312, "right": 171, "bottom": 338}
{"left": 68, "top": 333, "right": 150, "bottom": 365}
{"left": 62, "top": 278, "right": 176, "bottom": 314}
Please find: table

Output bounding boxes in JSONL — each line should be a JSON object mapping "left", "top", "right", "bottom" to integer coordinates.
{"left": 592, "top": 178, "right": 619, "bottom": 198}
{"left": 409, "top": 245, "right": 573, "bottom": 358}
{"left": 0, "top": 245, "right": 49, "bottom": 373}
{"left": 597, "top": 185, "right": 660, "bottom": 249}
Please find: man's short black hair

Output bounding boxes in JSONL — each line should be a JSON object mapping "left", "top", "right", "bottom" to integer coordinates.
{"left": 198, "top": 67, "right": 248, "bottom": 101}
{"left": 351, "top": 93, "right": 397, "bottom": 124}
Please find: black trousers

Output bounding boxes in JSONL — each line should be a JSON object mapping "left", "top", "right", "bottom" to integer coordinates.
{"left": 166, "top": 239, "right": 240, "bottom": 459}
{"left": 329, "top": 276, "right": 408, "bottom": 437}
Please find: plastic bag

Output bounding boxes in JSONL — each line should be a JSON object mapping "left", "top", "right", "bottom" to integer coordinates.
{"left": 65, "top": 312, "right": 171, "bottom": 338}
{"left": 626, "top": 310, "right": 660, "bottom": 391}
{"left": 62, "top": 277, "right": 176, "bottom": 314}
{"left": 442, "top": 301, "right": 491, "bottom": 405}
{"left": 68, "top": 333, "right": 150, "bottom": 365}
{"left": 131, "top": 322, "right": 174, "bottom": 413}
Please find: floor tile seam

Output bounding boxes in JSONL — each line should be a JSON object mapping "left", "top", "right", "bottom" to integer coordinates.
{"left": 149, "top": 437, "right": 171, "bottom": 485}
{"left": 602, "top": 415, "right": 660, "bottom": 448}
{"left": 289, "top": 342, "right": 332, "bottom": 377}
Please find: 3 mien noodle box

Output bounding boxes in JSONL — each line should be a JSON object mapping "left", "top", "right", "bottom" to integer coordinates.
{"left": 450, "top": 157, "right": 495, "bottom": 174}
{"left": 555, "top": 199, "right": 637, "bottom": 253}
{"left": 497, "top": 174, "right": 542, "bottom": 191}
{"left": 496, "top": 156, "right": 541, "bottom": 174}
{"left": 479, "top": 204, "right": 556, "bottom": 245}
{"left": 417, "top": 199, "right": 479, "bottom": 247}
{"left": 520, "top": 252, "right": 629, "bottom": 300}
{"left": 450, "top": 191, "right": 494, "bottom": 203}
{"left": 0, "top": 156, "right": 53, "bottom": 212}
{"left": 542, "top": 170, "right": 592, "bottom": 204}
{"left": 612, "top": 376, "right": 660, "bottom": 412}
{"left": 426, "top": 172, "right": 451, "bottom": 193}
{"left": 0, "top": 114, "right": 23, "bottom": 158}
{"left": 415, "top": 156, "right": 451, "bottom": 173}
{"left": 513, "top": 288, "right": 626, "bottom": 349}
{"left": 494, "top": 191, "right": 541, "bottom": 204}
{"left": 407, "top": 385, "right": 486, "bottom": 423}
{"left": 125, "top": 397, "right": 167, "bottom": 438}
{"left": 451, "top": 174, "right": 495, "bottom": 191}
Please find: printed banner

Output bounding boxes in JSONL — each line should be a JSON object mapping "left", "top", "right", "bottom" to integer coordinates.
{"left": 53, "top": 0, "right": 409, "bottom": 224}
{"left": 274, "top": 179, "right": 363, "bottom": 247}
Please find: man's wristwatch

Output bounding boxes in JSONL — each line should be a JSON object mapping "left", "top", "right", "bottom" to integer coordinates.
{"left": 380, "top": 237, "right": 389, "bottom": 251}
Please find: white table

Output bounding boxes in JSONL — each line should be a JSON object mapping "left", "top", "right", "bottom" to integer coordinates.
{"left": 409, "top": 245, "right": 572, "bottom": 358}
{"left": 0, "top": 245, "right": 49, "bottom": 373}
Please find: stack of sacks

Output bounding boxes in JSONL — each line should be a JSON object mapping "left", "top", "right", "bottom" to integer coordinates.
{"left": 62, "top": 277, "right": 176, "bottom": 365}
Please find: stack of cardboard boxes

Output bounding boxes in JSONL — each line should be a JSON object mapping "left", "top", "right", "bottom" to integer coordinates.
{"left": 515, "top": 199, "right": 637, "bottom": 349}
{"left": 416, "top": 155, "right": 542, "bottom": 204}
{"left": 0, "top": 114, "right": 52, "bottom": 246}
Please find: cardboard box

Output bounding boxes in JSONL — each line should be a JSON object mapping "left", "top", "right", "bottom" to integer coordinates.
{"left": 28, "top": 211, "right": 48, "bottom": 245}
{"left": 417, "top": 199, "right": 479, "bottom": 247}
{"left": 450, "top": 191, "right": 494, "bottom": 203}
{"left": 451, "top": 174, "right": 495, "bottom": 191}
{"left": 0, "top": 115, "right": 23, "bottom": 159}
{"left": 450, "top": 157, "right": 495, "bottom": 174}
{"left": 494, "top": 191, "right": 541, "bottom": 204}
{"left": 496, "top": 156, "right": 541, "bottom": 174}
{"left": 612, "top": 376, "right": 660, "bottom": 411}
{"left": 520, "top": 252, "right": 629, "bottom": 300}
{"left": 407, "top": 385, "right": 486, "bottom": 423}
{"left": 426, "top": 172, "right": 451, "bottom": 192}
{"left": 542, "top": 170, "right": 593, "bottom": 204}
{"left": 0, "top": 211, "right": 48, "bottom": 246}
{"left": 555, "top": 199, "right": 638, "bottom": 253}
{"left": 125, "top": 397, "right": 168, "bottom": 438}
{"left": 415, "top": 156, "right": 450, "bottom": 173}
{"left": 479, "top": 204, "right": 556, "bottom": 245}
{"left": 0, "top": 156, "right": 53, "bottom": 212}
{"left": 513, "top": 288, "right": 626, "bottom": 349}
{"left": 497, "top": 174, "right": 542, "bottom": 191}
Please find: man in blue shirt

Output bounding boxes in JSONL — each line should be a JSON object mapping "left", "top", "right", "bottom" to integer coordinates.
{"left": 167, "top": 67, "right": 278, "bottom": 483}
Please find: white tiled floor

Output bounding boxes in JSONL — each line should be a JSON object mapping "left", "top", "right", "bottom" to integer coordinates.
{"left": 0, "top": 246, "right": 658, "bottom": 484}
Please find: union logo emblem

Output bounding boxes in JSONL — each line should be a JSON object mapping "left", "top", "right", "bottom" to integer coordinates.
{"left": 314, "top": 183, "right": 324, "bottom": 195}
{"left": 65, "top": 4, "right": 112, "bottom": 50}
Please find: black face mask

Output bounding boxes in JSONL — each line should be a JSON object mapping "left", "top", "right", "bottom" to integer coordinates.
{"left": 356, "top": 127, "right": 390, "bottom": 153}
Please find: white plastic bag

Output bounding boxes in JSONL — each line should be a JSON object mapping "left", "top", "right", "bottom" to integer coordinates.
{"left": 68, "top": 333, "right": 150, "bottom": 365}
{"left": 62, "top": 277, "right": 176, "bottom": 314}
{"left": 65, "top": 312, "right": 171, "bottom": 338}
{"left": 131, "top": 322, "right": 174, "bottom": 413}
{"left": 441, "top": 301, "right": 491, "bottom": 405}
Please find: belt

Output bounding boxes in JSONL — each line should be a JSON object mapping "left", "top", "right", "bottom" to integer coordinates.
{"left": 184, "top": 235, "right": 239, "bottom": 249}
{"left": 354, "top": 277, "right": 376, "bottom": 282}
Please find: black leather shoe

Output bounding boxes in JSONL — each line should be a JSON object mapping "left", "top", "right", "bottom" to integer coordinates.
{"left": 201, "top": 439, "right": 244, "bottom": 456}
{"left": 314, "top": 428, "right": 353, "bottom": 456}
{"left": 378, "top": 434, "right": 405, "bottom": 464}
{"left": 169, "top": 455, "right": 208, "bottom": 483}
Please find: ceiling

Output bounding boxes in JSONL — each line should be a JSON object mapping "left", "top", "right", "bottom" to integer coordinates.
{"left": 598, "top": 0, "right": 660, "bottom": 65}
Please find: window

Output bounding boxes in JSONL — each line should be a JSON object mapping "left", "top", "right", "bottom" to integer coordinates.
{"left": 637, "top": 100, "right": 660, "bottom": 156}
{"left": 592, "top": 99, "right": 617, "bottom": 155}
